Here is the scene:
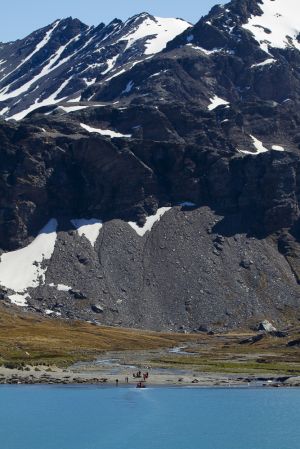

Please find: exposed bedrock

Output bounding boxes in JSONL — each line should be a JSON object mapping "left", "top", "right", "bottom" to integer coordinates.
{"left": 1, "top": 123, "right": 300, "bottom": 330}
{"left": 1, "top": 121, "right": 300, "bottom": 251}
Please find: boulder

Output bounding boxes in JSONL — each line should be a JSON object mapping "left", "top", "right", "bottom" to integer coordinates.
{"left": 91, "top": 304, "right": 104, "bottom": 314}
{"left": 240, "top": 259, "right": 252, "bottom": 269}
{"left": 269, "top": 331, "right": 288, "bottom": 338}
{"left": 258, "top": 320, "right": 277, "bottom": 332}
{"left": 240, "top": 334, "right": 264, "bottom": 345}
{"left": 69, "top": 289, "right": 87, "bottom": 300}
{"left": 287, "top": 339, "right": 300, "bottom": 348}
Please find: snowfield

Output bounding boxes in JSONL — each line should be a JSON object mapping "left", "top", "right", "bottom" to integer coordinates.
{"left": 243, "top": 0, "right": 300, "bottom": 53}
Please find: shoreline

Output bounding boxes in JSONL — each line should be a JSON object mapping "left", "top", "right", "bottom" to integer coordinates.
{"left": 2, "top": 336, "right": 300, "bottom": 388}
{"left": 1, "top": 364, "right": 299, "bottom": 388}
{"left": 1, "top": 383, "right": 300, "bottom": 390}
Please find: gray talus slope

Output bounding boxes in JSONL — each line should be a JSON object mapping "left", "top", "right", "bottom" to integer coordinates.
{"left": 20, "top": 207, "right": 300, "bottom": 331}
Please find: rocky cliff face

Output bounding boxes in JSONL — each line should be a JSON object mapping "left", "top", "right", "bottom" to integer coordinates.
{"left": 0, "top": 0, "right": 300, "bottom": 331}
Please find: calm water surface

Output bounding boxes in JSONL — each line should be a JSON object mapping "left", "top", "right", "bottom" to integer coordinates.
{"left": 0, "top": 386, "right": 300, "bottom": 449}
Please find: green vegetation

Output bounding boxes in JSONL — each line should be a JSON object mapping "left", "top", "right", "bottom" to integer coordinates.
{"left": 151, "top": 331, "right": 300, "bottom": 375}
{"left": 151, "top": 356, "right": 300, "bottom": 375}
{"left": 0, "top": 305, "right": 196, "bottom": 367}
{"left": 1, "top": 305, "right": 300, "bottom": 376}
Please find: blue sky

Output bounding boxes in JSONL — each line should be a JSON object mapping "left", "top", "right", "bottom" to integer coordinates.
{"left": 0, "top": 0, "right": 221, "bottom": 42}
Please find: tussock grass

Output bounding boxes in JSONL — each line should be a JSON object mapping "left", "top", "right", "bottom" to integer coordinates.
{"left": 0, "top": 306, "right": 196, "bottom": 367}
{"left": 1, "top": 305, "right": 300, "bottom": 375}
{"left": 150, "top": 330, "right": 300, "bottom": 375}
{"left": 151, "top": 355, "right": 300, "bottom": 375}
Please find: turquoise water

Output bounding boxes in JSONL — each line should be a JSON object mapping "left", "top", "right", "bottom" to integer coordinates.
{"left": 0, "top": 386, "right": 300, "bottom": 449}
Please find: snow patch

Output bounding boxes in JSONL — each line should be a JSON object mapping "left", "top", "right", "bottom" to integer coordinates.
{"left": 44, "top": 309, "right": 61, "bottom": 316}
{"left": 149, "top": 70, "right": 168, "bottom": 78}
{"left": 208, "top": 95, "right": 229, "bottom": 111}
{"left": 150, "top": 72, "right": 161, "bottom": 78}
{"left": 84, "top": 78, "right": 97, "bottom": 87}
{"left": 105, "top": 68, "right": 126, "bottom": 82}
{"left": 250, "top": 135, "right": 269, "bottom": 153}
{"left": 272, "top": 145, "right": 285, "bottom": 151}
{"left": 68, "top": 96, "right": 82, "bottom": 103}
{"left": 71, "top": 218, "right": 103, "bottom": 247}
{"left": 0, "top": 219, "right": 57, "bottom": 297}
{"left": 251, "top": 58, "right": 276, "bottom": 68}
{"left": 57, "top": 284, "right": 71, "bottom": 291}
{"left": 0, "top": 106, "right": 9, "bottom": 116}
{"left": 80, "top": 123, "right": 131, "bottom": 138}
{"left": 243, "top": 0, "right": 300, "bottom": 52}
{"left": 122, "top": 16, "right": 191, "bottom": 55}
{"left": 8, "top": 293, "right": 30, "bottom": 307}
{"left": 188, "top": 45, "right": 223, "bottom": 55}
{"left": 101, "top": 55, "right": 119, "bottom": 75}
{"left": 59, "top": 105, "right": 88, "bottom": 113}
{"left": 128, "top": 207, "right": 171, "bottom": 237}
{"left": 49, "top": 283, "right": 72, "bottom": 291}
{"left": 238, "top": 135, "right": 269, "bottom": 155}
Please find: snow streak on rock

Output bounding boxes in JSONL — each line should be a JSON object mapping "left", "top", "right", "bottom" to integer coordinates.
{"left": 80, "top": 123, "right": 132, "bottom": 138}
{"left": 238, "top": 135, "right": 271, "bottom": 155}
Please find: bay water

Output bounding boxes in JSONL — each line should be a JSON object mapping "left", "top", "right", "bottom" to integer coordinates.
{"left": 0, "top": 386, "right": 300, "bottom": 449}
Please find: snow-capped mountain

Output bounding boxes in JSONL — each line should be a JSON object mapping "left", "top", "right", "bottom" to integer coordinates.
{"left": 169, "top": 0, "right": 300, "bottom": 52}
{"left": 243, "top": 0, "right": 300, "bottom": 52}
{"left": 1, "top": 0, "right": 300, "bottom": 332}
{"left": 0, "top": 13, "right": 190, "bottom": 119}
{"left": 85, "top": 0, "right": 300, "bottom": 135}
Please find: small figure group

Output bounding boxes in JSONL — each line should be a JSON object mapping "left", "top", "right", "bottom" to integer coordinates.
{"left": 133, "top": 371, "right": 149, "bottom": 388}
{"left": 133, "top": 371, "right": 149, "bottom": 380}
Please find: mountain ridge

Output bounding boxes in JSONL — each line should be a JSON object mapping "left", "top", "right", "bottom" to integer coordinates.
{"left": 0, "top": 0, "right": 300, "bottom": 332}
{"left": 0, "top": 13, "right": 191, "bottom": 119}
